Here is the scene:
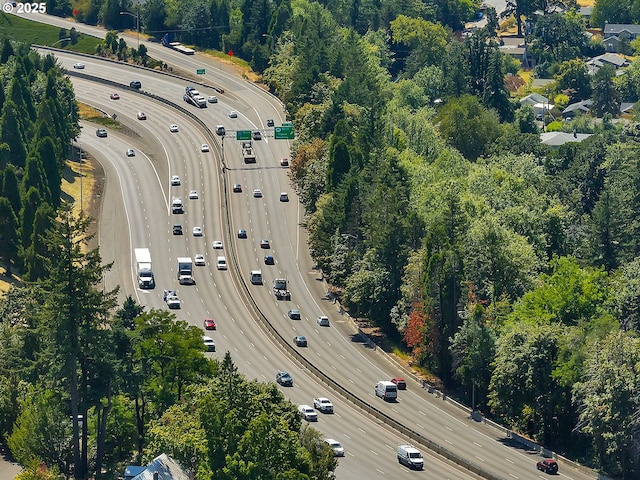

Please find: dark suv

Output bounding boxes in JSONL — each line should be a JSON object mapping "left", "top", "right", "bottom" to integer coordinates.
{"left": 536, "top": 459, "right": 558, "bottom": 474}
{"left": 275, "top": 371, "right": 293, "bottom": 386}
{"left": 172, "top": 224, "right": 183, "bottom": 235}
{"left": 130, "top": 80, "right": 142, "bottom": 89}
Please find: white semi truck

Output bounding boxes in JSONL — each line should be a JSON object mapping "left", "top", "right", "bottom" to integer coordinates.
{"left": 134, "top": 248, "right": 155, "bottom": 289}
{"left": 177, "top": 257, "right": 194, "bottom": 285}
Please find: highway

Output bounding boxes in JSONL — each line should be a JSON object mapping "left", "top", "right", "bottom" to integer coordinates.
{"left": 18, "top": 12, "right": 598, "bottom": 480}
{"left": 72, "top": 77, "right": 479, "bottom": 480}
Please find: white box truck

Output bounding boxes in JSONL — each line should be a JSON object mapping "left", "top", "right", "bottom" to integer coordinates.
{"left": 134, "top": 248, "right": 155, "bottom": 289}
{"left": 177, "top": 257, "right": 194, "bottom": 285}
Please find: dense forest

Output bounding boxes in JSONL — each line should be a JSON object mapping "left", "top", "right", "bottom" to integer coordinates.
{"left": 2, "top": 0, "right": 640, "bottom": 477}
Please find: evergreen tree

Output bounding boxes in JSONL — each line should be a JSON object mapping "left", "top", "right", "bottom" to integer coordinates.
{"left": 0, "top": 197, "right": 20, "bottom": 275}
{"left": 23, "top": 202, "right": 54, "bottom": 281}
{"left": 483, "top": 49, "right": 513, "bottom": 122}
{"left": 39, "top": 203, "right": 117, "bottom": 479}
{"left": 591, "top": 64, "right": 621, "bottom": 117}
{"left": 20, "top": 187, "right": 41, "bottom": 251}
{"left": 3, "top": 165, "right": 21, "bottom": 216}
{"left": 0, "top": 101, "right": 28, "bottom": 168}
{"left": 22, "top": 154, "right": 51, "bottom": 206}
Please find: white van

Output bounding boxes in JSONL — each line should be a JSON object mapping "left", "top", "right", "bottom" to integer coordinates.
{"left": 250, "top": 270, "right": 262, "bottom": 285}
{"left": 375, "top": 380, "right": 397, "bottom": 401}
{"left": 216, "top": 256, "right": 227, "bottom": 270}
{"left": 397, "top": 445, "right": 423, "bottom": 470}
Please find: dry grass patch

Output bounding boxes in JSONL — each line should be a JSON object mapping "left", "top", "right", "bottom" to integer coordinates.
{"left": 78, "top": 102, "right": 121, "bottom": 129}
{"left": 63, "top": 159, "right": 95, "bottom": 221}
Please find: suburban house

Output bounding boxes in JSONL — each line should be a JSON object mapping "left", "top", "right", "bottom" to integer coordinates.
{"left": 498, "top": 36, "right": 535, "bottom": 68}
{"left": 585, "top": 53, "right": 630, "bottom": 74}
{"left": 562, "top": 100, "right": 592, "bottom": 120}
{"left": 541, "top": 131, "right": 592, "bottom": 147}
{"left": 123, "top": 454, "right": 190, "bottom": 480}
{"left": 520, "top": 93, "right": 554, "bottom": 119}
{"left": 603, "top": 23, "right": 640, "bottom": 52}
{"left": 579, "top": 6, "right": 593, "bottom": 26}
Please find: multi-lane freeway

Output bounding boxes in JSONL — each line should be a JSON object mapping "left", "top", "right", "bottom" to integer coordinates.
{"left": 17, "top": 12, "right": 599, "bottom": 480}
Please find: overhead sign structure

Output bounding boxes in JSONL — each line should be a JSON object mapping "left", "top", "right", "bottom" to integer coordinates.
{"left": 274, "top": 125, "right": 294, "bottom": 140}
{"left": 236, "top": 130, "right": 252, "bottom": 140}
{"left": 196, "top": 68, "right": 205, "bottom": 75}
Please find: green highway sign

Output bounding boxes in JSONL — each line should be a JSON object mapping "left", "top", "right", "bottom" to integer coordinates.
{"left": 236, "top": 130, "right": 252, "bottom": 140}
{"left": 196, "top": 68, "right": 205, "bottom": 75}
{"left": 282, "top": 122, "right": 294, "bottom": 127}
{"left": 274, "top": 125, "right": 294, "bottom": 140}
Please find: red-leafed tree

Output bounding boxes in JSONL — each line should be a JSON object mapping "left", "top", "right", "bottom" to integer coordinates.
{"left": 404, "top": 303, "right": 427, "bottom": 360}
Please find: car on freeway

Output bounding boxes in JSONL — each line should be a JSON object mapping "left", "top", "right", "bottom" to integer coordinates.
{"left": 201, "top": 144, "right": 210, "bottom": 152}
{"left": 216, "top": 125, "right": 225, "bottom": 136}
{"left": 192, "top": 227, "right": 203, "bottom": 236}
{"left": 253, "top": 189, "right": 262, "bottom": 198}
{"left": 536, "top": 459, "right": 558, "bottom": 474}
{"left": 297, "top": 405, "right": 317, "bottom": 422}
{"left": 293, "top": 335, "right": 307, "bottom": 347}
{"left": 204, "top": 318, "right": 216, "bottom": 330}
{"left": 264, "top": 255, "right": 274, "bottom": 265}
{"left": 280, "top": 158, "right": 289, "bottom": 167}
{"left": 172, "top": 224, "right": 183, "bottom": 235}
{"left": 280, "top": 192, "right": 289, "bottom": 202}
{"left": 317, "top": 315, "right": 330, "bottom": 327}
{"left": 232, "top": 184, "right": 242, "bottom": 193}
{"left": 313, "top": 397, "right": 334, "bottom": 413}
{"left": 189, "top": 190, "right": 199, "bottom": 199}
{"left": 266, "top": 118, "right": 275, "bottom": 127}
{"left": 208, "top": 95, "right": 218, "bottom": 103}
{"left": 275, "top": 371, "right": 293, "bottom": 386}
{"left": 126, "top": 148, "right": 135, "bottom": 157}
{"left": 212, "top": 240, "right": 223, "bottom": 249}
{"left": 252, "top": 130, "right": 262, "bottom": 140}
{"left": 171, "top": 175, "right": 181, "bottom": 186}
{"left": 237, "top": 229, "right": 247, "bottom": 239}
{"left": 194, "top": 254, "right": 205, "bottom": 266}
{"left": 96, "top": 128, "right": 107, "bottom": 138}
{"left": 260, "top": 239, "right": 270, "bottom": 249}
{"left": 129, "top": 80, "right": 142, "bottom": 89}
{"left": 163, "top": 290, "right": 181, "bottom": 309}
{"left": 137, "top": 111, "right": 146, "bottom": 120}
{"left": 169, "top": 124, "right": 179, "bottom": 133}
{"left": 391, "top": 377, "right": 407, "bottom": 389}
{"left": 73, "top": 62, "right": 85, "bottom": 69}
{"left": 288, "top": 309, "right": 301, "bottom": 320}
{"left": 110, "top": 92, "right": 120, "bottom": 100}
{"left": 228, "top": 110, "right": 238, "bottom": 118}
{"left": 325, "top": 439, "right": 344, "bottom": 457}
{"left": 202, "top": 336, "right": 216, "bottom": 352}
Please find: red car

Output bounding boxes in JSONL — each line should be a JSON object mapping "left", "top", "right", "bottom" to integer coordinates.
{"left": 391, "top": 377, "right": 407, "bottom": 390}
{"left": 203, "top": 318, "right": 216, "bottom": 330}
{"left": 536, "top": 459, "right": 558, "bottom": 474}
{"left": 110, "top": 92, "right": 120, "bottom": 100}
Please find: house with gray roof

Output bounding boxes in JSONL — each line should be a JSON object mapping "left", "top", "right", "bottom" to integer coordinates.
{"left": 124, "top": 454, "right": 190, "bottom": 480}
{"left": 498, "top": 37, "right": 535, "bottom": 68}
{"left": 603, "top": 23, "right": 640, "bottom": 52}
{"left": 520, "top": 93, "right": 549, "bottom": 106}
{"left": 562, "top": 100, "right": 592, "bottom": 119}
{"left": 586, "top": 53, "right": 629, "bottom": 73}
{"left": 541, "top": 131, "right": 592, "bottom": 147}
